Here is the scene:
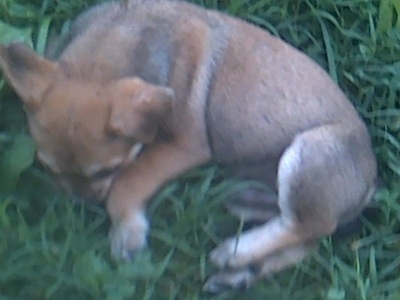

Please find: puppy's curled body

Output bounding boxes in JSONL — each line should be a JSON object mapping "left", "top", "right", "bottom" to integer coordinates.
{"left": 0, "top": 0, "right": 377, "bottom": 293}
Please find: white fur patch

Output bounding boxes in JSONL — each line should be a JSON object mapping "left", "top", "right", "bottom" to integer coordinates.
{"left": 85, "top": 156, "right": 124, "bottom": 177}
{"left": 110, "top": 209, "right": 149, "bottom": 260}
{"left": 278, "top": 140, "right": 302, "bottom": 194}
{"left": 127, "top": 143, "right": 143, "bottom": 162}
{"left": 277, "top": 140, "right": 302, "bottom": 224}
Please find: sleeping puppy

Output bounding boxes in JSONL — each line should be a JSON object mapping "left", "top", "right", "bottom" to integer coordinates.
{"left": 0, "top": 0, "right": 377, "bottom": 292}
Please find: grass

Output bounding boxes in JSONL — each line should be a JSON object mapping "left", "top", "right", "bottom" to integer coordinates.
{"left": 1, "top": 0, "right": 400, "bottom": 299}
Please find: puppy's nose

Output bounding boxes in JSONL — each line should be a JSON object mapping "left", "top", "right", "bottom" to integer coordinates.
{"left": 63, "top": 183, "right": 106, "bottom": 203}
{"left": 75, "top": 189, "right": 103, "bottom": 203}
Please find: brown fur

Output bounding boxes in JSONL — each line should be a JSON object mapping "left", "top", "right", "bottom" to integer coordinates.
{"left": 0, "top": 0, "right": 377, "bottom": 292}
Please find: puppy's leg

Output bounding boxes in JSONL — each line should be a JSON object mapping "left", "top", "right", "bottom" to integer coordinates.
{"left": 227, "top": 158, "right": 279, "bottom": 186}
{"left": 226, "top": 187, "right": 279, "bottom": 222}
{"left": 210, "top": 124, "right": 376, "bottom": 270}
{"left": 108, "top": 142, "right": 208, "bottom": 260}
{"left": 226, "top": 159, "right": 279, "bottom": 222}
{"left": 210, "top": 216, "right": 308, "bottom": 269}
{"left": 204, "top": 242, "right": 316, "bottom": 293}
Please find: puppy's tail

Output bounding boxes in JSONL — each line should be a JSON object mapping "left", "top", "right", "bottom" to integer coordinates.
{"left": 333, "top": 177, "right": 384, "bottom": 239}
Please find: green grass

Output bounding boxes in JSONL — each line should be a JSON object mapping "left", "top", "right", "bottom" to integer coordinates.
{"left": 1, "top": 0, "right": 400, "bottom": 299}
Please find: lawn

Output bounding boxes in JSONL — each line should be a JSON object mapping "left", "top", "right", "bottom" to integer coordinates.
{"left": 1, "top": 0, "right": 400, "bottom": 299}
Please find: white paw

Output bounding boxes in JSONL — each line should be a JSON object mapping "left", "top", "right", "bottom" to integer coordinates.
{"left": 109, "top": 210, "right": 149, "bottom": 261}
{"left": 210, "top": 236, "right": 254, "bottom": 269}
{"left": 210, "top": 238, "right": 240, "bottom": 269}
{"left": 203, "top": 269, "right": 256, "bottom": 293}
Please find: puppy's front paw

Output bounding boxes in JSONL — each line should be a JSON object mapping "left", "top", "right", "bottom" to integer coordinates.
{"left": 109, "top": 211, "right": 149, "bottom": 261}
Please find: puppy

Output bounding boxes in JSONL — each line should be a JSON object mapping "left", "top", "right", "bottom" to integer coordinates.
{"left": 0, "top": 0, "right": 377, "bottom": 292}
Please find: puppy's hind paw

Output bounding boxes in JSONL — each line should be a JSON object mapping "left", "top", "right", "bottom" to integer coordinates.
{"left": 209, "top": 241, "right": 232, "bottom": 269}
{"left": 203, "top": 269, "right": 256, "bottom": 294}
{"left": 109, "top": 211, "right": 149, "bottom": 261}
{"left": 209, "top": 237, "right": 246, "bottom": 269}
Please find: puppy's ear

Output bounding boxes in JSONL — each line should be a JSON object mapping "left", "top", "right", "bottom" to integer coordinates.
{"left": 0, "top": 43, "right": 57, "bottom": 109}
{"left": 107, "top": 78, "right": 174, "bottom": 143}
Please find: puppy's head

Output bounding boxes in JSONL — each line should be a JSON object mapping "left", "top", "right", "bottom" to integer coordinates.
{"left": 0, "top": 43, "right": 174, "bottom": 202}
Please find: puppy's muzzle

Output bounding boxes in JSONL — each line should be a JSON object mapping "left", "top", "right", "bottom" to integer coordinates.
{"left": 56, "top": 174, "right": 113, "bottom": 203}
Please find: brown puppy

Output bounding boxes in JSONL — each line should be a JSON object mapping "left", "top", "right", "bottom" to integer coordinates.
{"left": 0, "top": 0, "right": 377, "bottom": 292}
